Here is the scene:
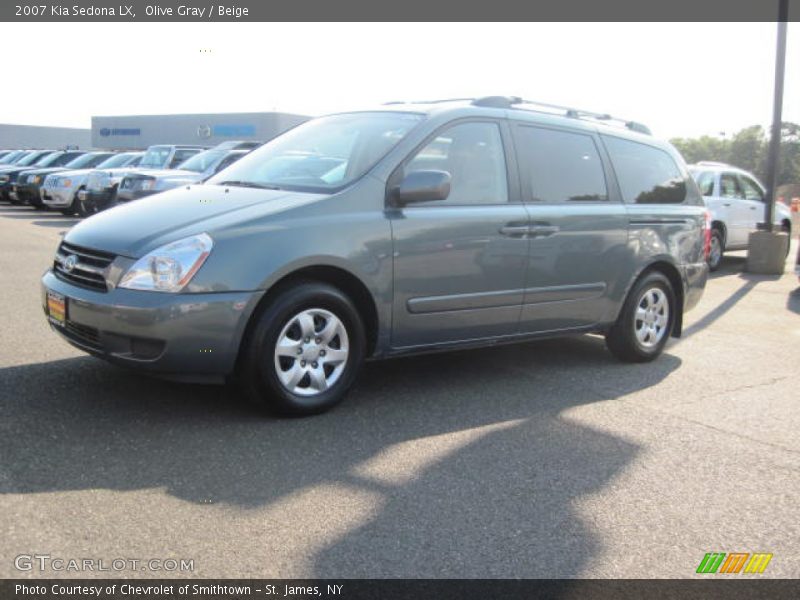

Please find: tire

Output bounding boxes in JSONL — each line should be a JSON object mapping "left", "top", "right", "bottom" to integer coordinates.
{"left": 782, "top": 222, "right": 791, "bottom": 257}
{"left": 76, "top": 188, "right": 94, "bottom": 218}
{"left": 239, "top": 281, "right": 366, "bottom": 416}
{"left": 606, "top": 271, "right": 676, "bottom": 363}
{"left": 707, "top": 228, "right": 724, "bottom": 271}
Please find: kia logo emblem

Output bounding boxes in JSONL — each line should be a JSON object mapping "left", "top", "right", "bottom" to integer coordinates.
{"left": 63, "top": 255, "right": 78, "bottom": 273}
{"left": 197, "top": 125, "right": 212, "bottom": 139}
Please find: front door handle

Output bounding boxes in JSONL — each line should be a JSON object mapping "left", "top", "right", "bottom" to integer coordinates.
{"left": 529, "top": 224, "right": 560, "bottom": 237}
{"left": 750, "top": 206, "right": 758, "bottom": 210}
{"left": 499, "top": 225, "right": 530, "bottom": 237}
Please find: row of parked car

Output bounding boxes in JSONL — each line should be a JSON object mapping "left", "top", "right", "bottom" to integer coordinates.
{"left": 0, "top": 140, "right": 261, "bottom": 217}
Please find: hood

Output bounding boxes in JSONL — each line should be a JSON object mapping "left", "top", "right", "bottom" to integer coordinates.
{"left": 19, "top": 167, "right": 68, "bottom": 178}
{"left": 65, "top": 184, "right": 323, "bottom": 257}
{"left": 49, "top": 168, "right": 93, "bottom": 179}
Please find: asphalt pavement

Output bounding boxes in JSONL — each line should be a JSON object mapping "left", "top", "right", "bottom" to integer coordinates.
{"left": 1, "top": 204, "right": 799, "bottom": 578}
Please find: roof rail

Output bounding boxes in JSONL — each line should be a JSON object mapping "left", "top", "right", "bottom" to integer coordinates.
{"left": 695, "top": 161, "right": 731, "bottom": 167}
{"left": 383, "top": 98, "right": 475, "bottom": 106}
{"left": 471, "top": 96, "right": 652, "bottom": 136}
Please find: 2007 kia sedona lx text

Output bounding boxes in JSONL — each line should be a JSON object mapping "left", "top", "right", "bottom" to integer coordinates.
{"left": 42, "top": 97, "right": 709, "bottom": 415}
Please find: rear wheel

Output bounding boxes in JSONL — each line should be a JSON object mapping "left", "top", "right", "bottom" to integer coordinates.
{"left": 606, "top": 272, "right": 676, "bottom": 363}
{"left": 239, "top": 282, "right": 366, "bottom": 416}
{"left": 707, "top": 228, "right": 724, "bottom": 271}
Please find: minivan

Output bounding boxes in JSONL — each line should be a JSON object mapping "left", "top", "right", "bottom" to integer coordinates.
{"left": 42, "top": 97, "right": 709, "bottom": 415}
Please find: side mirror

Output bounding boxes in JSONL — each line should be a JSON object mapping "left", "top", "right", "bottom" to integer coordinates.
{"left": 396, "top": 170, "right": 451, "bottom": 205}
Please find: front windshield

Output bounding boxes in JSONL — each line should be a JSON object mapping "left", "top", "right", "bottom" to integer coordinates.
{"left": 139, "top": 146, "right": 171, "bottom": 169}
{"left": 95, "top": 153, "right": 136, "bottom": 169}
{"left": 16, "top": 152, "right": 49, "bottom": 167}
{"left": 207, "top": 112, "right": 424, "bottom": 192}
{"left": 177, "top": 149, "right": 226, "bottom": 173}
{"left": 0, "top": 151, "right": 24, "bottom": 164}
{"left": 65, "top": 153, "right": 113, "bottom": 169}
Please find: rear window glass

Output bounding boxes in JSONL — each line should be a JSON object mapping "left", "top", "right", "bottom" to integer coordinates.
{"left": 604, "top": 136, "right": 686, "bottom": 204}
{"left": 514, "top": 126, "right": 608, "bottom": 203}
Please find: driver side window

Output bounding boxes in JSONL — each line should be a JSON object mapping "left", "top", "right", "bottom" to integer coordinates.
{"left": 720, "top": 173, "right": 744, "bottom": 199}
{"left": 738, "top": 176, "right": 764, "bottom": 202}
{"left": 405, "top": 122, "right": 508, "bottom": 206}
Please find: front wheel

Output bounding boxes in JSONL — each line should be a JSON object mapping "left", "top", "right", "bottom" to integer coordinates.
{"left": 606, "top": 272, "right": 676, "bottom": 363}
{"left": 707, "top": 229, "right": 724, "bottom": 271}
{"left": 239, "top": 282, "right": 366, "bottom": 416}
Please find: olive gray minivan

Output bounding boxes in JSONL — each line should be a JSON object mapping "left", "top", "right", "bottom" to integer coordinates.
{"left": 42, "top": 97, "right": 709, "bottom": 415}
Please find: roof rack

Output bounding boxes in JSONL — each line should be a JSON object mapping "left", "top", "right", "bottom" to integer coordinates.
{"left": 471, "top": 96, "right": 652, "bottom": 136}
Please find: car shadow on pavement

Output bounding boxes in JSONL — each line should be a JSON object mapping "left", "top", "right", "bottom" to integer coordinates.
{"left": 0, "top": 335, "right": 681, "bottom": 577}
{"left": 29, "top": 219, "right": 81, "bottom": 228}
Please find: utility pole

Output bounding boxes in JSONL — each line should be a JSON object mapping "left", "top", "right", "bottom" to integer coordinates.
{"left": 746, "top": 0, "right": 790, "bottom": 274}
{"left": 763, "top": 0, "right": 788, "bottom": 233}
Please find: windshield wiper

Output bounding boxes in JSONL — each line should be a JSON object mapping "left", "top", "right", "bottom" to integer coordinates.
{"left": 217, "top": 180, "right": 282, "bottom": 190}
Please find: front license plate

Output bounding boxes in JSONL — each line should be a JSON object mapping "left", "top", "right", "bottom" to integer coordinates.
{"left": 47, "top": 290, "right": 67, "bottom": 327}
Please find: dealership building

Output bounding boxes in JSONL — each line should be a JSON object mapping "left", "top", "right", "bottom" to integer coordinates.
{"left": 1, "top": 112, "right": 309, "bottom": 151}
{"left": 0, "top": 123, "right": 91, "bottom": 149}
{"left": 90, "top": 112, "right": 309, "bottom": 149}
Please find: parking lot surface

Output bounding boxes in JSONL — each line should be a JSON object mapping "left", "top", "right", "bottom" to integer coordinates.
{"left": 1, "top": 204, "right": 799, "bottom": 578}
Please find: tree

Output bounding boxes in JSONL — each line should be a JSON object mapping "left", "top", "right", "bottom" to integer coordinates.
{"left": 670, "top": 122, "right": 799, "bottom": 187}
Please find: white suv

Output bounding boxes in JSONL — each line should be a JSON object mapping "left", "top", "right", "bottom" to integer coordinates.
{"left": 689, "top": 162, "right": 792, "bottom": 271}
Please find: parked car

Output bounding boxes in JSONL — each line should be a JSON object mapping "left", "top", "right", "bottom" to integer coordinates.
{"left": 17, "top": 152, "right": 114, "bottom": 209}
{"left": 689, "top": 162, "right": 793, "bottom": 270}
{"left": 41, "top": 97, "right": 708, "bottom": 416}
{"left": 212, "top": 140, "right": 263, "bottom": 150}
{"left": 117, "top": 149, "right": 249, "bottom": 203}
{"left": 0, "top": 150, "right": 64, "bottom": 202}
{"left": 81, "top": 144, "right": 205, "bottom": 212}
{"left": 42, "top": 152, "right": 144, "bottom": 216}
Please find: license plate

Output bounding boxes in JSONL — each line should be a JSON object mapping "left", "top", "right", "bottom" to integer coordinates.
{"left": 47, "top": 290, "right": 67, "bottom": 327}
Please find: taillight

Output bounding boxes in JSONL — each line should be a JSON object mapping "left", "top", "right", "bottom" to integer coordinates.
{"left": 702, "top": 211, "right": 712, "bottom": 260}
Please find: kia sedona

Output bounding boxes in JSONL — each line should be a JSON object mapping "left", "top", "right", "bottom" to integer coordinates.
{"left": 42, "top": 97, "right": 708, "bottom": 416}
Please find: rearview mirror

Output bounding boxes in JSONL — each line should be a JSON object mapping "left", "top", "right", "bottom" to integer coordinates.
{"left": 396, "top": 170, "right": 451, "bottom": 205}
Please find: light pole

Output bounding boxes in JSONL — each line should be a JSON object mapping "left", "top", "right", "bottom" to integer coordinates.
{"left": 763, "top": 0, "right": 788, "bottom": 233}
{"left": 746, "top": 0, "right": 790, "bottom": 274}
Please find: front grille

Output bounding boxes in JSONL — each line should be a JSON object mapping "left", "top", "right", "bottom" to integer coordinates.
{"left": 63, "top": 321, "right": 102, "bottom": 351}
{"left": 53, "top": 241, "right": 115, "bottom": 292}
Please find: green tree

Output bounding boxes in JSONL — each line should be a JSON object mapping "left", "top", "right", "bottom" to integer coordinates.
{"left": 670, "top": 122, "right": 799, "bottom": 187}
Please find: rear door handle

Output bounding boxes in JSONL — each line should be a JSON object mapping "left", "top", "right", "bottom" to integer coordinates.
{"left": 529, "top": 224, "right": 560, "bottom": 237}
{"left": 499, "top": 225, "right": 530, "bottom": 237}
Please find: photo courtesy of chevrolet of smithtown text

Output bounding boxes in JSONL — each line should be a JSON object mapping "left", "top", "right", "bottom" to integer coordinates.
{"left": 1, "top": 1, "right": 799, "bottom": 599}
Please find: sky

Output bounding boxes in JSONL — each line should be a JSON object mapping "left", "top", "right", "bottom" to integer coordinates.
{"left": 0, "top": 22, "right": 797, "bottom": 140}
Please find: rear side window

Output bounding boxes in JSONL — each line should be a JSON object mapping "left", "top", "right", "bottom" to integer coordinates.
{"left": 514, "top": 126, "right": 607, "bottom": 203}
{"left": 604, "top": 136, "right": 687, "bottom": 204}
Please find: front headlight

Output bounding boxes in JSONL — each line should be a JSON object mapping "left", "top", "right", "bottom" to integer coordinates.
{"left": 140, "top": 178, "right": 157, "bottom": 191}
{"left": 0, "top": 175, "right": 9, "bottom": 183}
{"left": 118, "top": 233, "right": 213, "bottom": 293}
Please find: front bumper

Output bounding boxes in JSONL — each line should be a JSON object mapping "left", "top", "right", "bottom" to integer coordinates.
{"left": 15, "top": 183, "right": 43, "bottom": 206}
{"left": 42, "top": 186, "right": 75, "bottom": 208}
{"left": 41, "top": 270, "right": 264, "bottom": 383}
